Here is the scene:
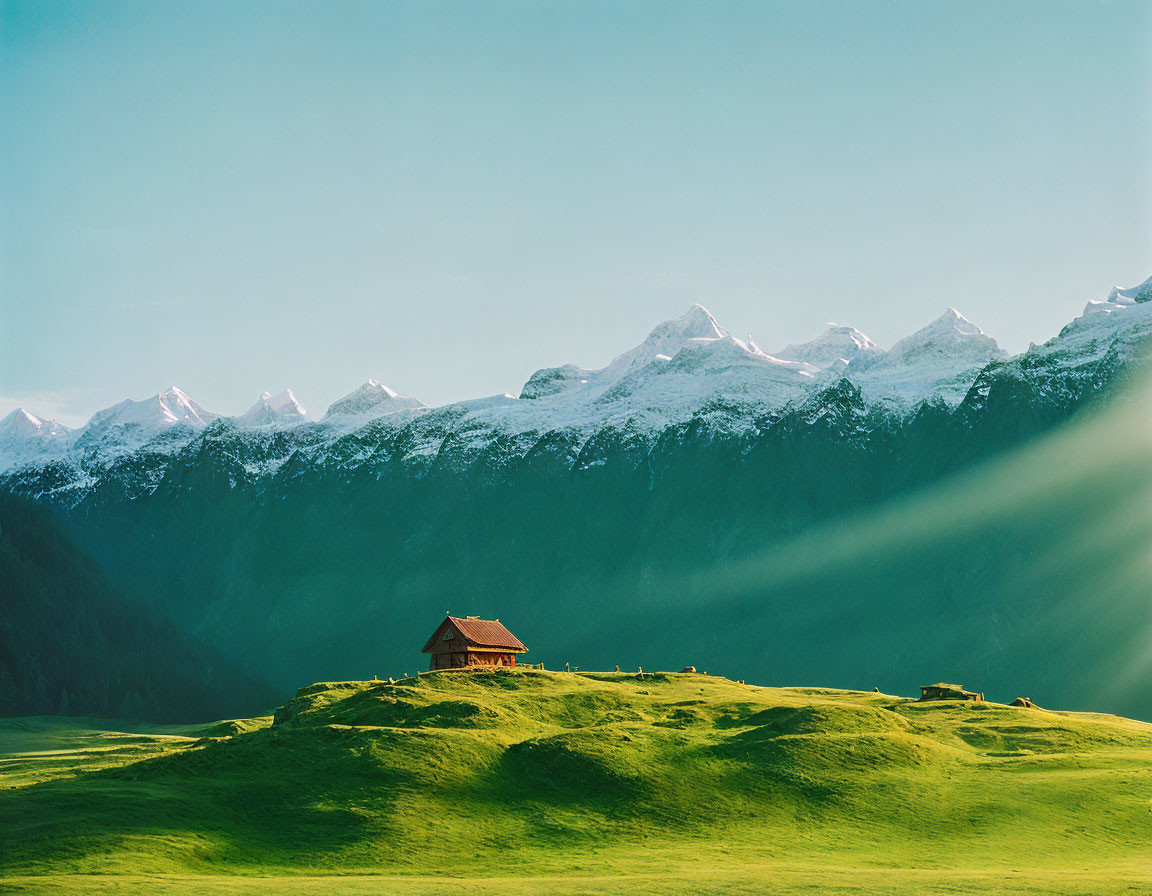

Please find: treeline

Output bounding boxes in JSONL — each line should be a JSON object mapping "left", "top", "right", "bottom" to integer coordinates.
{"left": 0, "top": 490, "right": 280, "bottom": 722}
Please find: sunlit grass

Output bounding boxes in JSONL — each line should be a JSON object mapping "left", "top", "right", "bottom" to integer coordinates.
{"left": 1, "top": 671, "right": 1148, "bottom": 894}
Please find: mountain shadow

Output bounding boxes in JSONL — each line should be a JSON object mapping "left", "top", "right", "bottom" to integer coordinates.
{"left": 0, "top": 490, "right": 280, "bottom": 721}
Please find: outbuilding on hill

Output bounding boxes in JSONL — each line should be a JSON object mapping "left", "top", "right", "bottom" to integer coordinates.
{"left": 919, "top": 682, "right": 984, "bottom": 702}
{"left": 422, "top": 615, "right": 527, "bottom": 671}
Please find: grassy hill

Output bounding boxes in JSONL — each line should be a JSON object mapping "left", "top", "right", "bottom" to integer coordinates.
{"left": 2, "top": 670, "right": 1150, "bottom": 895}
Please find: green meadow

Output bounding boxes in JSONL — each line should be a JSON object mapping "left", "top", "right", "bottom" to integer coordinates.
{"left": 2, "top": 670, "right": 1149, "bottom": 894}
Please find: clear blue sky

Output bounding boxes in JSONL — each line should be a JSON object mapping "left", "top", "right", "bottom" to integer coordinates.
{"left": 2, "top": 0, "right": 1149, "bottom": 426}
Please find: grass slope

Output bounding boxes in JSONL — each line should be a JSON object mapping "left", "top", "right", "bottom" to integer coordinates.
{"left": 2, "top": 670, "right": 1150, "bottom": 894}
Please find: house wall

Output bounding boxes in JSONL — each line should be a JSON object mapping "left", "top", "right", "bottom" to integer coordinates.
{"left": 465, "top": 651, "right": 516, "bottom": 667}
{"left": 427, "top": 648, "right": 518, "bottom": 670}
{"left": 430, "top": 651, "right": 468, "bottom": 670}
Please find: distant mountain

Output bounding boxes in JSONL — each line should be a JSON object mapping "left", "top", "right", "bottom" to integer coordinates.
{"left": 773, "top": 324, "right": 880, "bottom": 369}
{"left": 3, "top": 275, "right": 1151, "bottom": 719}
{"left": 6, "top": 276, "right": 1149, "bottom": 483}
{"left": 322, "top": 380, "right": 426, "bottom": 424}
{"left": 6, "top": 279, "right": 1146, "bottom": 476}
{"left": 1082, "top": 275, "right": 1152, "bottom": 315}
{"left": 235, "top": 390, "right": 308, "bottom": 427}
{"left": 849, "top": 308, "right": 1007, "bottom": 405}
{"left": 85, "top": 385, "right": 218, "bottom": 432}
{"left": 65, "top": 386, "right": 221, "bottom": 460}
{"left": 0, "top": 410, "right": 70, "bottom": 470}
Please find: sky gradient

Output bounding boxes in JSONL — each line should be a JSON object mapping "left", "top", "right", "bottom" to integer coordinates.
{"left": 2, "top": 0, "right": 1150, "bottom": 426}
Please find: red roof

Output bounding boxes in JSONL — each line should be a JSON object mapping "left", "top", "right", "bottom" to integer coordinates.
{"left": 421, "top": 616, "right": 527, "bottom": 653}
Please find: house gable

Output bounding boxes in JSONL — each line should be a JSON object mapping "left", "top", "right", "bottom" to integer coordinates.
{"left": 421, "top": 615, "right": 527, "bottom": 655}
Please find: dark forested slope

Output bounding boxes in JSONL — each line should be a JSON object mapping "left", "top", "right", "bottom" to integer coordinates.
{"left": 3, "top": 314, "right": 1151, "bottom": 720}
{"left": 0, "top": 491, "right": 277, "bottom": 721}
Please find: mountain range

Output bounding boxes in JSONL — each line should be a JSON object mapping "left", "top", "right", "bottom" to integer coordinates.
{"left": 2, "top": 275, "right": 1151, "bottom": 721}
{"left": 4, "top": 276, "right": 1150, "bottom": 476}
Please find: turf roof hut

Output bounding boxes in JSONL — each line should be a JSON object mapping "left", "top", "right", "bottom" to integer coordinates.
{"left": 422, "top": 615, "right": 528, "bottom": 671}
{"left": 919, "top": 682, "right": 984, "bottom": 702}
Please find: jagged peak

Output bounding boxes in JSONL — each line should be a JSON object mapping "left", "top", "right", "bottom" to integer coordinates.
{"left": 1082, "top": 274, "right": 1152, "bottom": 317}
{"left": 774, "top": 323, "right": 879, "bottom": 370}
{"left": 885, "top": 308, "right": 1001, "bottom": 361}
{"left": 812, "top": 376, "right": 865, "bottom": 402}
{"left": 644, "top": 304, "right": 728, "bottom": 342}
{"left": 323, "top": 380, "right": 425, "bottom": 421}
{"left": 3, "top": 407, "right": 40, "bottom": 425}
{"left": 0, "top": 407, "right": 70, "bottom": 437}
{"left": 83, "top": 386, "right": 219, "bottom": 431}
{"left": 928, "top": 307, "right": 986, "bottom": 335}
{"left": 1109, "top": 273, "right": 1152, "bottom": 303}
{"left": 791, "top": 377, "right": 868, "bottom": 426}
{"left": 237, "top": 389, "right": 307, "bottom": 426}
{"left": 363, "top": 378, "right": 400, "bottom": 398}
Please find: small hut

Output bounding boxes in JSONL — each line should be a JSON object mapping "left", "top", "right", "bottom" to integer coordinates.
{"left": 919, "top": 682, "right": 984, "bottom": 702}
{"left": 421, "top": 615, "right": 527, "bottom": 671}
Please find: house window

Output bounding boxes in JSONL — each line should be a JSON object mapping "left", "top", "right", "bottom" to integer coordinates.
{"left": 443, "top": 630, "right": 454, "bottom": 640}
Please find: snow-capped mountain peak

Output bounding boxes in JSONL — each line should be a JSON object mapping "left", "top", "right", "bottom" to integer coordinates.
{"left": 931, "top": 307, "right": 982, "bottom": 335}
{"left": 841, "top": 309, "right": 1005, "bottom": 407}
{"left": 0, "top": 408, "right": 73, "bottom": 469}
{"left": 236, "top": 389, "right": 308, "bottom": 427}
{"left": 1, "top": 408, "right": 70, "bottom": 439}
{"left": 85, "top": 386, "right": 219, "bottom": 432}
{"left": 774, "top": 324, "right": 880, "bottom": 369}
{"left": 884, "top": 309, "right": 1002, "bottom": 363}
{"left": 153, "top": 386, "right": 210, "bottom": 423}
{"left": 596, "top": 304, "right": 730, "bottom": 383}
{"left": 656, "top": 304, "right": 727, "bottom": 341}
{"left": 0, "top": 408, "right": 71, "bottom": 445}
{"left": 322, "top": 380, "right": 426, "bottom": 423}
{"left": 520, "top": 304, "right": 731, "bottom": 402}
{"left": 7, "top": 276, "right": 1152, "bottom": 477}
{"left": 5, "top": 408, "right": 37, "bottom": 432}
{"left": 1082, "top": 274, "right": 1152, "bottom": 316}
{"left": 367, "top": 379, "right": 397, "bottom": 399}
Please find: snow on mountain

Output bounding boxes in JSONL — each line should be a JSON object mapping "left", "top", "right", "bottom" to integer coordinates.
{"left": 462, "top": 311, "right": 820, "bottom": 444}
{"left": 1081, "top": 274, "right": 1152, "bottom": 316}
{"left": 519, "top": 364, "right": 595, "bottom": 401}
{"left": 886, "top": 308, "right": 1002, "bottom": 364}
{"left": 1028, "top": 276, "right": 1152, "bottom": 374}
{"left": 0, "top": 408, "right": 70, "bottom": 440}
{"left": 602, "top": 304, "right": 729, "bottom": 382}
{"left": 5, "top": 277, "right": 1152, "bottom": 479}
{"left": 522, "top": 304, "right": 730, "bottom": 403}
{"left": 848, "top": 309, "right": 1006, "bottom": 406}
{"left": 774, "top": 324, "right": 880, "bottom": 369}
{"left": 0, "top": 409, "right": 72, "bottom": 469}
{"left": 322, "top": 380, "right": 426, "bottom": 424}
{"left": 70, "top": 386, "right": 221, "bottom": 459}
{"left": 236, "top": 389, "right": 308, "bottom": 427}
{"left": 451, "top": 393, "right": 522, "bottom": 411}
{"left": 595, "top": 332, "right": 816, "bottom": 407}
{"left": 84, "top": 386, "right": 219, "bottom": 433}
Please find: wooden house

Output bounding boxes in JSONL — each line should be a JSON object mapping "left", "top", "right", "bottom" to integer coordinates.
{"left": 422, "top": 615, "right": 527, "bottom": 671}
{"left": 919, "top": 682, "right": 984, "bottom": 702}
